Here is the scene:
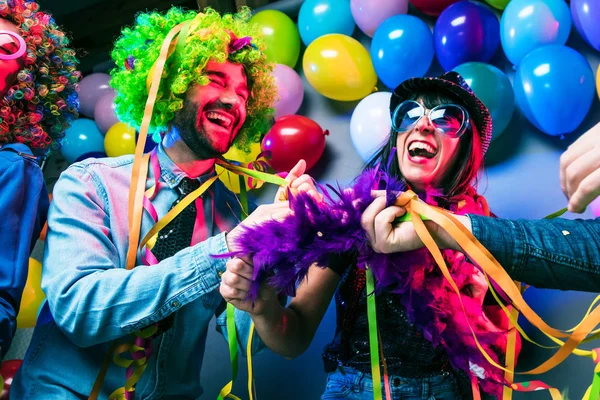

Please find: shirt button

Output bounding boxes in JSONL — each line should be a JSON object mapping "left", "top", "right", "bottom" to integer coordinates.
{"left": 172, "top": 301, "right": 180, "bottom": 308}
{"left": 218, "top": 270, "right": 225, "bottom": 278}
{"left": 392, "top": 377, "right": 402, "bottom": 387}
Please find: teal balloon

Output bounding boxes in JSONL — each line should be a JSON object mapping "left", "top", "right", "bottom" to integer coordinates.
{"left": 298, "top": 0, "right": 355, "bottom": 46}
{"left": 61, "top": 118, "right": 105, "bottom": 163}
{"left": 514, "top": 45, "right": 595, "bottom": 136}
{"left": 453, "top": 62, "right": 514, "bottom": 140}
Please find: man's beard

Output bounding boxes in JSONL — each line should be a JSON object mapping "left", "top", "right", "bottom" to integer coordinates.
{"left": 171, "top": 98, "right": 232, "bottom": 160}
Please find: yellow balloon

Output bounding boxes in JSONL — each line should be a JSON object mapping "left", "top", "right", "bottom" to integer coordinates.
{"left": 17, "top": 258, "right": 45, "bottom": 329}
{"left": 104, "top": 122, "right": 136, "bottom": 157}
{"left": 216, "top": 143, "right": 265, "bottom": 193}
{"left": 303, "top": 34, "right": 377, "bottom": 102}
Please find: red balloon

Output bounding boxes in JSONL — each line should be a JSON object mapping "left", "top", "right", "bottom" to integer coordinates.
{"left": 261, "top": 115, "right": 328, "bottom": 173}
{"left": 410, "top": 0, "right": 460, "bottom": 16}
{"left": 1, "top": 359, "right": 22, "bottom": 399}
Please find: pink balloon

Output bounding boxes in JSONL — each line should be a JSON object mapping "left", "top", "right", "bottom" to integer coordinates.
{"left": 351, "top": 0, "right": 409, "bottom": 37}
{"left": 93, "top": 90, "right": 119, "bottom": 134}
{"left": 79, "top": 73, "right": 112, "bottom": 118}
{"left": 272, "top": 64, "right": 304, "bottom": 118}
{"left": 590, "top": 197, "right": 600, "bottom": 217}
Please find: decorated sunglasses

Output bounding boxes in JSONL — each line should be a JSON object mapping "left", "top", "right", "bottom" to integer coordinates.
{"left": 391, "top": 100, "right": 470, "bottom": 138}
{"left": 0, "top": 30, "right": 26, "bottom": 61}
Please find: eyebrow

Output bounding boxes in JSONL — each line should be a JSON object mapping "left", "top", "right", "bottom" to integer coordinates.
{"left": 206, "top": 70, "right": 248, "bottom": 94}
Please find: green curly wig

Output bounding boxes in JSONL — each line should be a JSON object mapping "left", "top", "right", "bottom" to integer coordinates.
{"left": 110, "top": 6, "right": 277, "bottom": 152}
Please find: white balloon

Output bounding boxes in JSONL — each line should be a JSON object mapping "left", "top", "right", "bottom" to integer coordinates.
{"left": 350, "top": 91, "right": 392, "bottom": 162}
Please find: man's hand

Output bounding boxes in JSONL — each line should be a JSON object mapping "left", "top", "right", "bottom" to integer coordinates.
{"left": 560, "top": 121, "right": 600, "bottom": 213}
{"left": 219, "top": 257, "right": 279, "bottom": 316}
{"left": 274, "top": 159, "right": 323, "bottom": 203}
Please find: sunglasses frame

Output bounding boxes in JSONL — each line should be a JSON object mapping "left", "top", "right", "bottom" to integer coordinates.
{"left": 391, "top": 99, "right": 470, "bottom": 139}
{"left": 0, "top": 30, "right": 26, "bottom": 61}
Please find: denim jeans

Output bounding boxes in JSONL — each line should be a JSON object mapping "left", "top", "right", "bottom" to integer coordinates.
{"left": 321, "top": 366, "right": 460, "bottom": 400}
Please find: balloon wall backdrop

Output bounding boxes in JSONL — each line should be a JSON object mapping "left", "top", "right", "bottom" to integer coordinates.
{"left": 15, "top": 1, "right": 600, "bottom": 399}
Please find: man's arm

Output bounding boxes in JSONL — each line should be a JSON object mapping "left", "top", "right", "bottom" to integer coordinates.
{"left": 467, "top": 215, "right": 600, "bottom": 292}
{"left": 43, "top": 164, "right": 231, "bottom": 347}
{"left": 0, "top": 154, "right": 44, "bottom": 357}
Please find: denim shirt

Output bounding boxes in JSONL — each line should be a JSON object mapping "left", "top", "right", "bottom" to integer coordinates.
{"left": 0, "top": 143, "right": 48, "bottom": 359}
{"left": 469, "top": 215, "right": 600, "bottom": 292}
{"left": 12, "top": 143, "right": 260, "bottom": 399}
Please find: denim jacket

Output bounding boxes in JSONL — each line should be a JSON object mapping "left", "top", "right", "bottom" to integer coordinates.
{"left": 0, "top": 143, "right": 48, "bottom": 359}
{"left": 469, "top": 215, "right": 600, "bottom": 292}
{"left": 12, "top": 143, "right": 260, "bottom": 399}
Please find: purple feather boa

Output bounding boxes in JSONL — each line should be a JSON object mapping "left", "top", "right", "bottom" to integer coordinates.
{"left": 217, "top": 168, "right": 517, "bottom": 396}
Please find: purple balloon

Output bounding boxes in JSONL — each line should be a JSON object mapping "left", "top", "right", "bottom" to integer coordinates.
{"left": 93, "top": 90, "right": 119, "bottom": 134}
{"left": 571, "top": 0, "right": 600, "bottom": 51}
{"left": 434, "top": 1, "right": 500, "bottom": 71}
{"left": 272, "top": 64, "right": 304, "bottom": 118}
{"left": 78, "top": 73, "right": 112, "bottom": 118}
{"left": 350, "top": 0, "right": 409, "bottom": 37}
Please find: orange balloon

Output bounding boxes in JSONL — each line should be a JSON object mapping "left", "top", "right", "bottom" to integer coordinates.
{"left": 39, "top": 194, "right": 52, "bottom": 241}
{"left": 16, "top": 258, "right": 45, "bottom": 329}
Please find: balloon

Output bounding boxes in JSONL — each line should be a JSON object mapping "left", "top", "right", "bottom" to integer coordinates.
{"left": 434, "top": 1, "right": 500, "bottom": 71}
{"left": 0, "top": 359, "right": 22, "bottom": 399}
{"left": 597, "top": 64, "right": 600, "bottom": 99}
{"left": 501, "top": 0, "right": 572, "bottom": 66}
{"left": 261, "top": 115, "right": 329, "bottom": 172}
{"left": 74, "top": 151, "right": 107, "bottom": 162}
{"left": 485, "top": 0, "right": 510, "bottom": 10}
{"left": 410, "top": 0, "right": 460, "bottom": 16}
{"left": 16, "top": 258, "right": 44, "bottom": 329}
{"left": 136, "top": 133, "right": 158, "bottom": 153}
{"left": 371, "top": 15, "right": 434, "bottom": 89}
{"left": 514, "top": 45, "right": 595, "bottom": 136}
{"left": 572, "top": 0, "right": 600, "bottom": 51}
{"left": 78, "top": 73, "right": 112, "bottom": 118}
{"left": 453, "top": 62, "right": 514, "bottom": 140}
{"left": 93, "top": 90, "right": 119, "bottom": 134}
{"left": 61, "top": 118, "right": 105, "bottom": 163}
{"left": 216, "top": 142, "right": 265, "bottom": 193}
{"left": 38, "top": 194, "right": 52, "bottom": 241}
{"left": 351, "top": 0, "right": 409, "bottom": 37}
{"left": 298, "top": 0, "right": 355, "bottom": 46}
{"left": 303, "top": 34, "right": 376, "bottom": 101}
{"left": 350, "top": 92, "right": 392, "bottom": 162}
{"left": 590, "top": 197, "right": 600, "bottom": 217}
{"left": 104, "top": 122, "right": 136, "bottom": 157}
{"left": 272, "top": 64, "right": 304, "bottom": 118}
{"left": 250, "top": 10, "right": 301, "bottom": 68}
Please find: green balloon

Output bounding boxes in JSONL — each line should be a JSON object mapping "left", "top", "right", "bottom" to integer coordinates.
{"left": 453, "top": 62, "right": 515, "bottom": 141}
{"left": 484, "top": 0, "right": 510, "bottom": 10}
{"left": 250, "top": 10, "right": 301, "bottom": 68}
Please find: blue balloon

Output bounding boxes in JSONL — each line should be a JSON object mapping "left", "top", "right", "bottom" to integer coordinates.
{"left": 74, "top": 151, "right": 107, "bottom": 162}
{"left": 61, "top": 118, "right": 105, "bottom": 163}
{"left": 371, "top": 15, "right": 434, "bottom": 90}
{"left": 514, "top": 45, "right": 595, "bottom": 136}
{"left": 434, "top": 1, "right": 500, "bottom": 71}
{"left": 297, "top": 0, "right": 355, "bottom": 46}
{"left": 501, "top": 0, "right": 571, "bottom": 66}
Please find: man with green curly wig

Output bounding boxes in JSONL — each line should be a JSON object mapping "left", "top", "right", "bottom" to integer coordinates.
{"left": 12, "top": 5, "right": 315, "bottom": 400}
{"left": 0, "top": 0, "right": 79, "bottom": 361}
